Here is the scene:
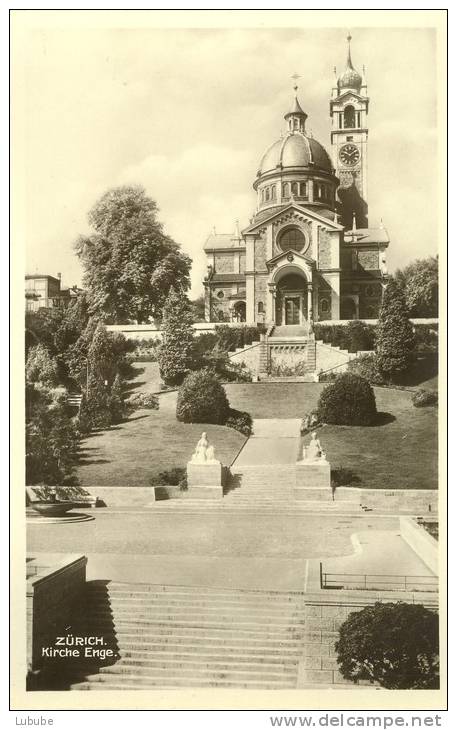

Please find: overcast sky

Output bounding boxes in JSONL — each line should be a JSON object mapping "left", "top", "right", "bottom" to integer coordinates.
{"left": 20, "top": 24, "right": 437, "bottom": 297}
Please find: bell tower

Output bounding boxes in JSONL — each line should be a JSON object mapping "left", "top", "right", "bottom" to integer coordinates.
{"left": 330, "top": 34, "right": 369, "bottom": 229}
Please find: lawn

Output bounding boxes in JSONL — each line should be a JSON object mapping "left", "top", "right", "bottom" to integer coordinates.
{"left": 76, "top": 386, "right": 246, "bottom": 488}
{"left": 76, "top": 370, "right": 438, "bottom": 491}
{"left": 224, "top": 383, "right": 438, "bottom": 491}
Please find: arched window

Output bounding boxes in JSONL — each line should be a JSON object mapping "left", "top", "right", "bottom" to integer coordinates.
{"left": 300, "top": 182, "right": 307, "bottom": 198}
{"left": 291, "top": 182, "right": 298, "bottom": 196}
{"left": 265, "top": 187, "right": 270, "bottom": 202}
{"left": 282, "top": 182, "right": 290, "bottom": 198}
{"left": 271, "top": 185, "right": 276, "bottom": 200}
{"left": 320, "top": 298, "right": 330, "bottom": 314}
{"left": 278, "top": 227, "right": 307, "bottom": 253}
{"left": 258, "top": 301, "right": 264, "bottom": 314}
{"left": 344, "top": 105, "right": 356, "bottom": 128}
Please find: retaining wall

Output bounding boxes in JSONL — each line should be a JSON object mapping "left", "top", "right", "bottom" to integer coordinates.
{"left": 400, "top": 516, "right": 439, "bottom": 575}
{"left": 27, "top": 554, "right": 87, "bottom": 670}
{"left": 334, "top": 487, "right": 438, "bottom": 513}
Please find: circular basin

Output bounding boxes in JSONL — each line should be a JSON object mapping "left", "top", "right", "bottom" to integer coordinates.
{"left": 31, "top": 501, "right": 76, "bottom": 517}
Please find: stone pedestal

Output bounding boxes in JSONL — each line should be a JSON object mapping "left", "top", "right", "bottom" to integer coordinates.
{"left": 186, "top": 462, "right": 223, "bottom": 499}
{"left": 295, "top": 459, "right": 332, "bottom": 500}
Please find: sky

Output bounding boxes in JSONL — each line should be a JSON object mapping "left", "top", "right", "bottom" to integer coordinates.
{"left": 19, "top": 23, "right": 438, "bottom": 298}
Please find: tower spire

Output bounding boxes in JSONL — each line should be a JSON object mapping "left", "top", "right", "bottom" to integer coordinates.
{"left": 346, "top": 32, "right": 354, "bottom": 69}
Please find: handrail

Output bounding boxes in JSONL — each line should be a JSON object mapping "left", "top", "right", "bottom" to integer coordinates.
{"left": 320, "top": 564, "right": 438, "bottom": 592}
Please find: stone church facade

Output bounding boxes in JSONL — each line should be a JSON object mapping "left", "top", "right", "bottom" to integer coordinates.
{"left": 204, "top": 36, "right": 389, "bottom": 326}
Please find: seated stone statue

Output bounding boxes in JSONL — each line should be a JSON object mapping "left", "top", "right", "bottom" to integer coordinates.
{"left": 191, "top": 432, "right": 209, "bottom": 463}
{"left": 302, "top": 431, "right": 326, "bottom": 462}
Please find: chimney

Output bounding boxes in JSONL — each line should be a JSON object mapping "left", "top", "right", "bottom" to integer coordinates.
{"left": 57, "top": 272, "right": 62, "bottom": 281}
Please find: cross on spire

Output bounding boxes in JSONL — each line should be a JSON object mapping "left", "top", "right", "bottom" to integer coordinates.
{"left": 291, "top": 72, "right": 301, "bottom": 92}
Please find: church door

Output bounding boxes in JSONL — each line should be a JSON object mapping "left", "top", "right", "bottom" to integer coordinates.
{"left": 285, "top": 297, "right": 301, "bottom": 325}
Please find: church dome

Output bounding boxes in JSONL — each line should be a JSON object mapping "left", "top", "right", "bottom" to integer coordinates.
{"left": 259, "top": 133, "right": 333, "bottom": 176}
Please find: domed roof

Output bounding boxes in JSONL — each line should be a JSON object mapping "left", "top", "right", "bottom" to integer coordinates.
{"left": 338, "top": 63, "right": 362, "bottom": 91}
{"left": 259, "top": 132, "right": 333, "bottom": 176}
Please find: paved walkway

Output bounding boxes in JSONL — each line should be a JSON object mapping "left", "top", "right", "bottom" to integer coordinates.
{"left": 233, "top": 418, "right": 302, "bottom": 466}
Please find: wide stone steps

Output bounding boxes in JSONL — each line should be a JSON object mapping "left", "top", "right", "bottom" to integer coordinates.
{"left": 151, "top": 499, "right": 359, "bottom": 513}
{"left": 85, "top": 606, "right": 303, "bottom": 627}
{"left": 86, "top": 594, "right": 303, "bottom": 614}
{"left": 118, "top": 647, "right": 301, "bottom": 662}
{"left": 88, "top": 583, "right": 303, "bottom": 610}
{"left": 67, "top": 582, "right": 306, "bottom": 690}
{"left": 72, "top": 674, "right": 294, "bottom": 690}
{"left": 95, "top": 657, "right": 297, "bottom": 676}
{"left": 97, "top": 630, "right": 304, "bottom": 649}
{"left": 86, "top": 617, "right": 305, "bottom": 638}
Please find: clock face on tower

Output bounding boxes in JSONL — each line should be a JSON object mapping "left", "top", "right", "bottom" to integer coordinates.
{"left": 339, "top": 143, "right": 360, "bottom": 167}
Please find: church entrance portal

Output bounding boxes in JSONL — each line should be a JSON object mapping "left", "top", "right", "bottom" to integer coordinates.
{"left": 275, "top": 272, "right": 308, "bottom": 326}
{"left": 285, "top": 296, "right": 301, "bottom": 325}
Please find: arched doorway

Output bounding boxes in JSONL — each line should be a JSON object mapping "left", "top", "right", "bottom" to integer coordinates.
{"left": 233, "top": 301, "right": 246, "bottom": 322}
{"left": 275, "top": 272, "right": 308, "bottom": 326}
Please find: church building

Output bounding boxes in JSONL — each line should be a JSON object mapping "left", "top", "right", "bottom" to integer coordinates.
{"left": 203, "top": 36, "right": 389, "bottom": 326}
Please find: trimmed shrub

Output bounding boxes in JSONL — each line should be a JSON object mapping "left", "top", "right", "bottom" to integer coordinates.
{"left": 158, "top": 290, "right": 195, "bottom": 385}
{"left": 314, "top": 322, "right": 376, "bottom": 352}
{"left": 317, "top": 373, "right": 377, "bottom": 426}
{"left": 335, "top": 602, "right": 439, "bottom": 689}
{"left": 214, "top": 325, "right": 261, "bottom": 353}
{"left": 225, "top": 409, "right": 252, "bottom": 436}
{"left": 127, "top": 392, "right": 159, "bottom": 410}
{"left": 346, "top": 320, "right": 376, "bottom": 353}
{"left": 412, "top": 389, "right": 438, "bottom": 408}
{"left": 376, "top": 280, "right": 416, "bottom": 381}
{"left": 348, "top": 353, "right": 385, "bottom": 385}
{"left": 176, "top": 368, "right": 230, "bottom": 424}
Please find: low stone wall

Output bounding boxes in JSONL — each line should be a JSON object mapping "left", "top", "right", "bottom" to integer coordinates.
{"left": 298, "top": 594, "right": 439, "bottom": 687}
{"left": 400, "top": 516, "right": 439, "bottom": 575}
{"left": 27, "top": 553, "right": 87, "bottom": 671}
{"left": 107, "top": 322, "right": 246, "bottom": 341}
{"left": 78, "top": 486, "right": 156, "bottom": 506}
{"left": 334, "top": 487, "right": 438, "bottom": 514}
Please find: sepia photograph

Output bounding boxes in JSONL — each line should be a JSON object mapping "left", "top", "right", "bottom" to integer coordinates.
{"left": 11, "top": 9, "right": 446, "bottom": 712}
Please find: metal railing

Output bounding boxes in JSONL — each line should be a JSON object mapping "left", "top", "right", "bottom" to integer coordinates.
{"left": 320, "top": 564, "right": 438, "bottom": 593}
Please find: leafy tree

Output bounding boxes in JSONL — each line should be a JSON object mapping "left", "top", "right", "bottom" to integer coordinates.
{"left": 25, "top": 344, "right": 59, "bottom": 387}
{"left": 25, "top": 308, "right": 65, "bottom": 356}
{"left": 375, "top": 280, "right": 416, "bottom": 381}
{"left": 75, "top": 185, "right": 191, "bottom": 323}
{"left": 158, "top": 289, "right": 195, "bottom": 385}
{"left": 26, "top": 385, "right": 79, "bottom": 485}
{"left": 395, "top": 256, "right": 438, "bottom": 317}
{"left": 335, "top": 602, "right": 439, "bottom": 689}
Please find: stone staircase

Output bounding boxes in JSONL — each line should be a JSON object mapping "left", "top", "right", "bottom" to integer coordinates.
{"left": 224, "top": 464, "right": 296, "bottom": 506}
{"left": 68, "top": 582, "right": 307, "bottom": 690}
